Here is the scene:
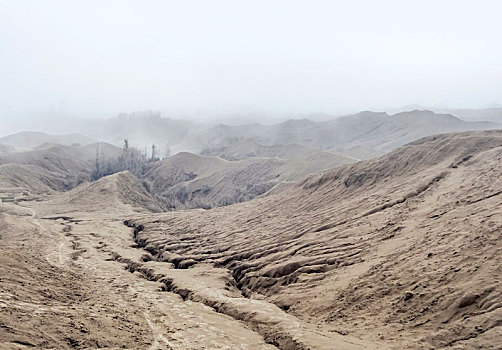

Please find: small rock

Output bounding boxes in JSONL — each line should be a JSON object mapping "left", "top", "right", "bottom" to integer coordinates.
{"left": 404, "top": 291, "right": 414, "bottom": 301}
{"left": 458, "top": 293, "right": 479, "bottom": 308}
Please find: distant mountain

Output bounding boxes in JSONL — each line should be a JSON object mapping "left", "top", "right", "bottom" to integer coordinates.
{"left": 438, "top": 107, "right": 502, "bottom": 123}
{"left": 20, "top": 109, "right": 497, "bottom": 160}
{"left": 327, "top": 110, "right": 499, "bottom": 155}
{"left": 77, "top": 112, "right": 197, "bottom": 152}
{"left": 3, "top": 108, "right": 500, "bottom": 158}
{"left": 201, "top": 138, "right": 357, "bottom": 161}
{"left": 0, "top": 131, "right": 96, "bottom": 150}
{"left": 386, "top": 106, "right": 502, "bottom": 123}
{"left": 174, "top": 110, "right": 500, "bottom": 158}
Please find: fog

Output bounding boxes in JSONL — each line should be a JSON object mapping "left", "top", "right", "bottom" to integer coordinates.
{"left": 1, "top": 0, "right": 502, "bottom": 135}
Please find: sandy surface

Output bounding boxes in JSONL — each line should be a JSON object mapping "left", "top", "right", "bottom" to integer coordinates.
{"left": 126, "top": 131, "right": 502, "bottom": 349}
{"left": 0, "top": 201, "right": 278, "bottom": 349}
{"left": 1, "top": 130, "right": 502, "bottom": 349}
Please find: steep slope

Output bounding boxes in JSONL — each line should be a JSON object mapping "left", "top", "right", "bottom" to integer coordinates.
{"left": 144, "top": 149, "right": 356, "bottom": 209}
{"left": 128, "top": 130, "right": 502, "bottom": 349}
{"left": 44, "top": 171, "right": 166, "bottom": 214}
{"left": 144, "top": 152, "right": 289, "bottom": 209}
{"left": 0, "top": 140, "right": 353, "bottom": 211}
{"left": 0, "top": 145, "right": 89, "bottom": 175}
{"left": 201, "top": 138, "right": 357, "bottom": 162}
{"left": 0, "top": 131, "right": 95, "bottom": 150}
{"left": 0, "top": 164, "right": 68, "bottom": 196}
{"left": 0, "top": 142, "right": 122, "bottom": 190}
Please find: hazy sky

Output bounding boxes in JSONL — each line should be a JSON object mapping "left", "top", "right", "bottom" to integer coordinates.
{"left": 1, "top": 0, "right": 501, "bottom": 117}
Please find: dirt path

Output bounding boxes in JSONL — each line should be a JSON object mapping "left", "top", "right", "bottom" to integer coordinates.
{"left": 0, "top": 201, "right": 277, "bottom": 349}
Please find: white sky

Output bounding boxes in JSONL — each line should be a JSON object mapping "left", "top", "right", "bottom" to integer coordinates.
{"left": 1, "top": 0, "right": 501, "bottom": 117}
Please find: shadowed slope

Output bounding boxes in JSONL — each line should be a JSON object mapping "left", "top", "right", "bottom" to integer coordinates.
{"left": 144, "top": 149, "right": 356, "bottom": 209}
{"left": 201, "top": 138, "right": 357, "bottom": 162}
{"left": 0, "top": 142, "right": 121, "bottom": 174}
{"left": 0, "top": 142, "right": 122, "bottom": 194}
{"left": 44, "top": 171, "right": 166, "bottom": 214}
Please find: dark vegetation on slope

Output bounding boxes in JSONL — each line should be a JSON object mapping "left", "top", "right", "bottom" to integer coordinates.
{"left": 0, "top": 135, "right": 357, "bottom": 210}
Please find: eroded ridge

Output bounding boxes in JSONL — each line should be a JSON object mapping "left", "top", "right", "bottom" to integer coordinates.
{"left": 126, "top": 132, "right": 502, "bottom": 349}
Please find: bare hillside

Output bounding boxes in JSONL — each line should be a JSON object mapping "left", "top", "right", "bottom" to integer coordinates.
{"left": 0, "top": 142, "right": 122, "bottom": 192}
{"left": 45, "top": 171, "right": 167, "bottom": 213}
{"left": 2, "top": 2, "right": 501, "bottom": 348}
{"left": 0, "top": 142, "right": 121, "bottom": 173}
{"left": 175, "top": 110, "right": 499, "bottom": 158}
{"left": 201, "top": 138, "right": 356, "bottom": 161}
{"left": 0, "top": 140, "right": 356, "bottom": 211}
{"left": 125, "top": 130, "right": 502, "bottom": 349}
{"left": 0, "top": 164, "right": 69, "bottom": 195}
{"left": 144, "top": 149, "right": 355, "bottom": 209}
{"left": 1, "top": 131, "right": 501, "bottom": 349}
{"left": 0, "top": 131, "right": 96, "bottom": 150}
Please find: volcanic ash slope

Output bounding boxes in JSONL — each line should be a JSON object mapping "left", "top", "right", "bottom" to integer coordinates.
{"left": 129, "top": 130, "right": 502, "bottom": 349}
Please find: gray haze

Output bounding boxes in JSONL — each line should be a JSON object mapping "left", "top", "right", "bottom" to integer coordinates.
{"left": 1, "top": 0, "right": 502, "bottom": 130}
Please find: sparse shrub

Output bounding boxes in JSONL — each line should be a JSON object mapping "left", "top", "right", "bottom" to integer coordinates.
{"left": 175, "top": 187, "right": 188, "bottom": 202}
{"left": 91, "top": 140, "right": 149, "bottom": 181}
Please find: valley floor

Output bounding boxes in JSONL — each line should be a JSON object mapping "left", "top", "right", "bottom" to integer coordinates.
{"left": 1, "top": 197, "right": 379, "bottom": 349}
{"left": 0, "top": 201, "right": 282, "bottom": 349}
